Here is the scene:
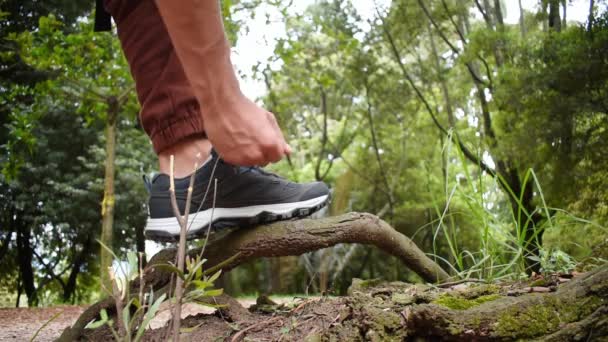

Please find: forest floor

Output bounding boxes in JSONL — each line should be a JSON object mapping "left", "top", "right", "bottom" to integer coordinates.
{"left": 3, "top": 265, "right": 607, "bottom": 341}
{"left": 0, "top": 298, "right": 296, "bottom": 342}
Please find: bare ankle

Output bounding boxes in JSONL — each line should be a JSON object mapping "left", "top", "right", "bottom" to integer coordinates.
{"left": 158, "top": 137, "right": 212, "bottom": 178}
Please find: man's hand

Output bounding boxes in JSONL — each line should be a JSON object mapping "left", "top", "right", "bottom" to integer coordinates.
{"left": 203, "top": 94, "right": 291, "bottom": 166}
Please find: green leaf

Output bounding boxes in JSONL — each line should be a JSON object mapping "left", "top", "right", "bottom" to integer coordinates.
{"left": 135, "top": 293, "right": 167, "bottom": 342}
{"left": 204, "top": 288, "right": 224, "bottom": 297}
{"left": 122, "top": 304, "right": 131, "bottom": 336}
{"left": 100, "top": 309, "right": 109, "bottom": 321}
{"left": 85, "top": 319, "right": 107, "bottom": 330}
{"left": 127, "top": 251, "right": 139, "bottom": 279}
{"left": 190, "top": 280, "right": 213, "bottom": 290}
{"left": 208, "top": 270, "right": 222, "bottom": 284}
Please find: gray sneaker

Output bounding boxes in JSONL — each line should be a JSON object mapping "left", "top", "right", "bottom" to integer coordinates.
{"left": 144, "top": 150, "right": 329, "bottom": 241}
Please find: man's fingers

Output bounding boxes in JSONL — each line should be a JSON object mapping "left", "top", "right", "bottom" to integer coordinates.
{"left": 284, "top": 142, "right": 292, "bottom": 155}
{"left": 261, "top": 140, "right": 285, "bottom": 163}
{"left": 221, "top": 148, "right": 265, "bottom": 167}
{"left": 265, "top": 111, "right": 292, "bottom": 157}
{"left": 266, "top": 112, "right": 287, "bottom": 143}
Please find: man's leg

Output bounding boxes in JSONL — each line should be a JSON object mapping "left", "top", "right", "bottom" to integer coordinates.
{"left": 154, "top": 0, "right": 290, "bottom": 167}
{"left": 104, "top": 0, "right": 210, "bottom": 177}
{"left": 105, "top": 0, "right": 329, "bottom": 241}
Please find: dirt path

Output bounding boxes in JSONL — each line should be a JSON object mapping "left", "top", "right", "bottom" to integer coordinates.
{"left": 0, "top": 298, "right": 284, "bottom": 341}
{"left": 0, "top": 306, "right": 85, "bottom": 342}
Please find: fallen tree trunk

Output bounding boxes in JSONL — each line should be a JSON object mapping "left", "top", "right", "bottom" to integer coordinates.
{"left": 59, "top": 212, "right": 448, "bottom": 341}
{"left": 403, "top": 265, "right": 608, "bottom": 340}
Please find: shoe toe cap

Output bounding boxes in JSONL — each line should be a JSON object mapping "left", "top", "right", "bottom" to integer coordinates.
{"left": 300, "top": 181, "right": 330, "bottom": 201}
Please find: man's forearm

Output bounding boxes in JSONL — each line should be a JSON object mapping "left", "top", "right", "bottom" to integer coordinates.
{"left": 155, "top": 0, "right": 242, "bottom": 109}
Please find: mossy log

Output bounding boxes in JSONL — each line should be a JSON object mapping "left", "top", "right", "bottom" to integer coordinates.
{"left": 186, "top": 265, "right": 606, "bottom": 341}
{"left": 401, "top": 265, "right": 608, "bottom": 340}
{"left": 58, "top": 212, "right": 448, "bottom": 341}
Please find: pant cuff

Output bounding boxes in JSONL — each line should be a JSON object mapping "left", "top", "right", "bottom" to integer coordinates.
{"left": 148, "top": 104, "right": 206, "bottom": 154}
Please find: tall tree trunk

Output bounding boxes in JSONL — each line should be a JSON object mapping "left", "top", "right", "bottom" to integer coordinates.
{"left": 493, "top": 0, "right": 504, "bottom": 26}
{"left": 16, "top": 214, "right": 37, "bottom": 306}
{"left": 0, "top": 226, "right": 12, "bottom": 263}
{"left": 136, "top": 226, "right": 146, "bottom": 267}
{"left": 428, "top": 26, "right": 455, "bottom": 128}
{"left": 492, "top": 0, "right": 505, "bottom": 65}
{"left": 549, "top": 0, "right": 562, "bottom": 31}
{"left": 481, "top": 0, "right": 495, "bottom": 29}
{"left": 15, "top": 283, "right": 22, "bottom": 307}
{"left": 63, "top": 234, "right": 93, "bottom": 303}
{"left": 542, "top": 1, "right": 549, "bottom": 31}
{"left": 518, "top": 0, "right": 526, "bottom": 37}
{"left": 562, "top": 0, "right": 567, "bottom": 28}
{"left": 269, "top": 258, "right": 283, "bottom": 293}
{"left": 588, "top": 0, "right": 595, "bottom": 31}
{"left": 100, "top": 97, "right": 119, "bottom": 292}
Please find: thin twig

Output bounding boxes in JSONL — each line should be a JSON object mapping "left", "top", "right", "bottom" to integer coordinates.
{"left": 436, "top": 278, "right": 487, "bottom": 288}
{"left": 168, "top": 156, "right": 184, "bottom": 228}
{"left": 187, "top": 156, "right": 220, "bottom": 233}
{"left": 200, "top": 178, "right": 218, "bottom": 258}
{"left": 171, "top": 156, "right": 198, "bottom": 342}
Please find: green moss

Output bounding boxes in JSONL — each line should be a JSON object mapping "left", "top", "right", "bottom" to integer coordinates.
{"left": 348, "top": 278, "right": 383, "bottom": 295}
{"left": 460, "top": 284, "right": 501, "bottom": 299}
{"left": 496, "top": 304, "right": 559, "bottom": 337}
{"left": 494, "top": 296, "right": 604, "bottom": 338}
{"left": 529, "top": 278, "right": 549, "bottom": 287}
{"left": 391, "top": 293, "right": 414, "bottom": 305}
{"left": 433, "top": 294, "right": 501, "bottom": 310}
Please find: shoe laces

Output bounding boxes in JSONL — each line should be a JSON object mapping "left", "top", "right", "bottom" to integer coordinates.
{"left": 235, "top": 166, "right": 282, "bottom": 179}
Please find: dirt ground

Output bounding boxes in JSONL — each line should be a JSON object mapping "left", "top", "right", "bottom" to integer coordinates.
{"left": 0, "top": 298, "right": 275, "bottom": 342}
{"left": 0, "top": 305, "right": 85, "bottom": 342}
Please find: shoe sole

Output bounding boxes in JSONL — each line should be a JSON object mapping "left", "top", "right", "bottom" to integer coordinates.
{"left": 144, "top": 195, "right": 329, "bottom": 242}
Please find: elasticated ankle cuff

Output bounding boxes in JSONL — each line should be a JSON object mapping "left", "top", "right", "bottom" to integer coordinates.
{"left": 148, "top": 102, "right": 206, "bottom": 154}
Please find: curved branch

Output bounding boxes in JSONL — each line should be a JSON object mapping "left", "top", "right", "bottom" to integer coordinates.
{"left": 440, "top": 0, "right": 467, "bottom": 43}
{"left": 151, "top": 213, "right": 448, "bottom": 283}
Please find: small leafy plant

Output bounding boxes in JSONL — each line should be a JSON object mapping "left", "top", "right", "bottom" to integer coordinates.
{"left": 85, "top": 247, "right": 166, "bottom": 342}
{"left": 528, "top": 248, "right": 577, "bottom": 274}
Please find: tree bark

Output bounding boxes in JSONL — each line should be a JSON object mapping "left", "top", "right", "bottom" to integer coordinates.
{"left": 63, "top": 234, "right": 93, "bottom": 303}
{"left": 562, "top": 0, "right": 567, "bottom": 28}
{"left": 100, "top": 97, "right": 119, "bottom": 292}
{"left": 549, "top": 0, "right": 562, "bottom": 31}
{"left": 0, "top": 226, "right": 12, "bottom": 263}
{"left": 518, "top": 0, "right": 526, "bottom": 37}
{"left": 481, "top": 0, "right": 495, "bottom": 29}
{"left": 405, "top": 266, "right": 608, "bottom": 340}
{"left": 15, "top": 213, "right": 37, "bottom": 306}
{"left": 588, "top": 0, "right": 595, "bottom": 31}
{"left": 147, "top": 213, "right": 448, "bottom": 283}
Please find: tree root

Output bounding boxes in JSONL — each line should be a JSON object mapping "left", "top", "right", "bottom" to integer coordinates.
{"left": 57, "top": 212, "right": 448, "bottom": 341}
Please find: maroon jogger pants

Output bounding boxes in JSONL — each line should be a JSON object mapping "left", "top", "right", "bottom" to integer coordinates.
{"left": 104, "top": 0, "right": 206, "bottom": 154}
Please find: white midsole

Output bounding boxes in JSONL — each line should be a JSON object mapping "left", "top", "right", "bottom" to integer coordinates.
{"left": 145, "top": 195, "right": 328, "bottom": 236}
